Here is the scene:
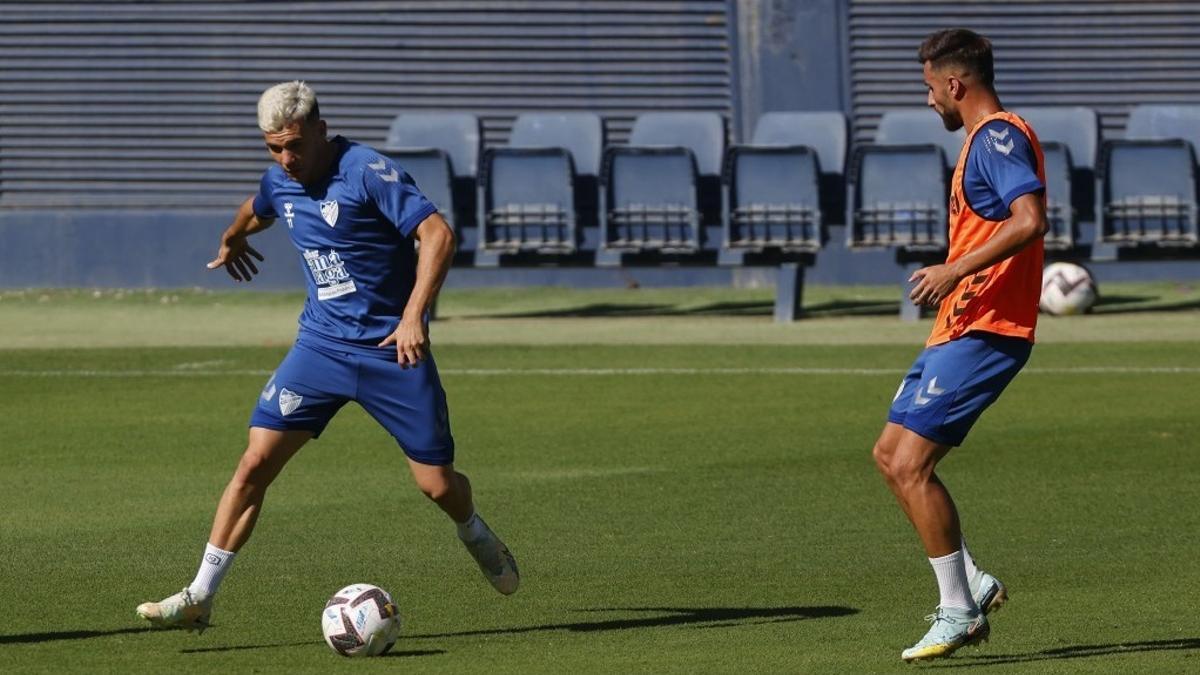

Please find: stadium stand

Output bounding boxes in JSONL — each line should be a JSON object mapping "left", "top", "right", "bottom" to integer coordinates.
{"left": 1015, "top": 106, "right": 1101, "bottom": 250}
{"left": 597, "top": 112, "right": 726, "bottom": 266}
{"left": 474, "top": 113, "right": 603, "bottom": 265}
{"left": 1098, "top": 105, "right": 1200, "bottom": 248}
{"left": 873, "top": 108, "right": 965, "bottom": 168}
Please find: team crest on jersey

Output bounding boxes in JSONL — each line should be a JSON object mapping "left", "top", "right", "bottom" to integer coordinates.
{"left": 278, "top": 388, "right": 303, "bottom": 416}
{"left": 319, "top": 200, "right": 339, "bottom": 227}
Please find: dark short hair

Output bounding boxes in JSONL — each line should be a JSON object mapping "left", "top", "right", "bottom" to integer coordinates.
{"left": 918, "top": 28, "right": 994, "bottom": 89}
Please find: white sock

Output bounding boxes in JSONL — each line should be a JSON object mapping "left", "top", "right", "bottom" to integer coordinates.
{"left": 456, "top": 512, "right": 488, "bottom": 541}
{"left": 961, "top": 538, "right": 980, "bottom": 580}
{"left": 187, "top": 543, "right": 236, "bottom": 599}
{"left": 929, "top": 550, "right": 977, "bottom": 612}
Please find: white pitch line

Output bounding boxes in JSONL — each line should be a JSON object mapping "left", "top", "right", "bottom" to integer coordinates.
{"left": 1, "top": 366, "right": 1198, "bottom": 378}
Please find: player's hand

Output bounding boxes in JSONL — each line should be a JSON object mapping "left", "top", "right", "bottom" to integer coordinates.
{"left": 378, "top": 316, "right": 429, "bottom": 369}
{"left": 908, "top": 264, "right": 962, "bottom": 307}
{"left": 207, "top": 235, "right": 264, "bottom": 282}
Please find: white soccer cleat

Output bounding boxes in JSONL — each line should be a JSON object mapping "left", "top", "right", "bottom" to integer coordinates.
{"left": 459, "top": 518, "right": 520, "bottom": 595}
{"left": 136, "top": 588, "right": 213, "bottom": 633}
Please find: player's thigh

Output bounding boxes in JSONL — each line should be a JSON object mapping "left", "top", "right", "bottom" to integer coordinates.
{"left": 236, "top": 427, "right": 315, "bottom": 483}
{"left": 250, "top": 342, "right": 354, "bottom": 438}
{"left": 356, "top": 354, "right": 455, "bottom": 466}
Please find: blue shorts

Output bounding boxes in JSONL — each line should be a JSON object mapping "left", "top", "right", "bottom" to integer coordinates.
{"left": 888, "top": 332, "right": 1032, "bottom": 447}
{"left": 250, "top": 337, "right": 455, "bottom": 465}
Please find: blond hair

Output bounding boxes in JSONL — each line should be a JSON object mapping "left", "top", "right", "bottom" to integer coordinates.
{"left": 257, "top": 80, "right": 319, "bottom": 133}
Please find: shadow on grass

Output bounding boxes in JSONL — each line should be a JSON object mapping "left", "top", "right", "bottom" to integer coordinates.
{"left": 457, "top": 298, "right": 905, "bottom": 319}
{"left": 930, "top": 637, "right": 1200, "bottom": 668}
{"left": 409, "top": 605, "right": 857, "bottom": 639}
{"left": 179, "top": 640, "right": 445, "bottom": 657}
{"left": 1093, "top": 295, "right": 1200, "bottom": 314}
{"left": 0, "top": 627, "right": 157, "bottom": 644}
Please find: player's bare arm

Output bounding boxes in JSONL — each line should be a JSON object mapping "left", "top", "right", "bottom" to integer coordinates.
{"left": 378, "top": 212, "right": 456, "bottom": 367}
{"left": 207, "top": 196, "right": 273, "bottom": 282}
{"left": 909, "top": 193, "right": 1048, "bottom": 307}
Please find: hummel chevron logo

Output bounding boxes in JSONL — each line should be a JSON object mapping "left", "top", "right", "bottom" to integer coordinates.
{"left": 367, "top": 158, "right": 387, "bottom": 170}
{"left": 377, "top": 168, "right": 400, "bottom": 182}
{"left": 927, "top": 377, "right": 945, "bottom": 395}
{"left": 987, "top": 128, "right": 1010, "bottom": 141}
{"left": 993, "top": 138, "right": 1014, "bottom": 155}
{"left": 913, "top": 377, "right": 945, "bottom": 406}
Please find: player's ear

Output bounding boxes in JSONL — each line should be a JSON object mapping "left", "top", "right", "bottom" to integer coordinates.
{"left": 948, "top": 76, "right": 965, "bottom": 101}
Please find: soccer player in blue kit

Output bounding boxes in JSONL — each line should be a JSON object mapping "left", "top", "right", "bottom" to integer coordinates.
{"left": 136, "top": 81, "right": 518, "bottom": 631}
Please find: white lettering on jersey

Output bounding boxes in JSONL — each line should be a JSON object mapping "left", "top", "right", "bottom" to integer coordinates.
{"left": 319, "top": 200, "right": 339, "bottom": 227}
{"left": 304, "top": 249, "right": 358, "bottom": 300}
{"left": 284, "top": 202, "right": 295, "bottom": 229}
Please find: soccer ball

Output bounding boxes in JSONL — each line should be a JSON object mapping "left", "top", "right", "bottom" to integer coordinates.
{"left": 320, "top": 583, "right": 402, "bottom": 657}
{"left": 1039, "top": 262, "right": 1098, "bottom": 316}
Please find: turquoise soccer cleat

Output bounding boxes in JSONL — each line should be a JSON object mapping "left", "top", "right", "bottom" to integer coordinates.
{"left": 970, "top": 570, "right": 1008, "bottom": 615}
{"left": 459, "top": 516, "right": 520, "bottom": 595}
{"left": 900, "top": 606, "right": 989, "bottom": 662}
{"left": 136, "top": 587, "right": 213, "bottom": 633}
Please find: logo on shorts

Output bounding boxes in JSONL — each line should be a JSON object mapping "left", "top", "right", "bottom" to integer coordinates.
{"left": 319, "top": 200, "right": 339, "bottom": 227}
{"left": 278, "top": 387, "right": 303, "bottom": 416}
{"left": 913, "top": 377, "right": 946, "bottom": 406}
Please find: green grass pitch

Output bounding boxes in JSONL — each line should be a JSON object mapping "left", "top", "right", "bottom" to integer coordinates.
{"left": 0, "top": 285, "right": 1197, "bottom": 673}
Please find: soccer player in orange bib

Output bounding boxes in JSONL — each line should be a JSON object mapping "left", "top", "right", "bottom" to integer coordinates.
{"left": 871, "top": 29, "right": 1049, "bottom": 662}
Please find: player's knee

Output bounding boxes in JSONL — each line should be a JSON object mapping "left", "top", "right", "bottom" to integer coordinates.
{"left": 232, "top": 448, "right": 276, "bottom": 491}
{"left": 872, "top": 440, "right": 895, "bottom": 476}
{"left": 415, "top": 471, "right": 454, "bottom": 503}
{"left": 887, "top": 452, "right": 932, "bottom": 490}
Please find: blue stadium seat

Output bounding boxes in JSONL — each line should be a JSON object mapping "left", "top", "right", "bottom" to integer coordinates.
{"left": 1099, "top": 105, "right": 1200, "bottom": 247}
{"left": 508, "top": 113, "right": 603, "bottom": 176}
{"left": 1099, "top": 140, "right": 1198, "bottom": 246}
{"left": 1038, "top": 142, "right": 1076, "bottom": 249}
{"left": 599, "top": 113, "right": 724, "bottom": 261}
{"left": 847, "top": 145, "right": 948, "bottom": 251}
{"left": 722, "top": 112, "right": 846, "bottom": 254}
{"left": 381, "top": 148, "right": 455, "bottom": 227}
{"left": 477, "top": 147, "right": 578, "bottom": 256}
{"left": 385, "top": 112, "right": 481, "bottom": 178}
{"left": 600, "top": 148, "right": 701, "bottom": 258}
{"left": 1016, "top": 106, "right": 1100, "bottom": 242}
{"left": 875, "top": 108, "right": 965, "bottom": 167}
{"left": 629, "top": 112, "right": 725, "bottom": 176}
{"left": 385, "top": 113, "right": 482, "bottom": 236}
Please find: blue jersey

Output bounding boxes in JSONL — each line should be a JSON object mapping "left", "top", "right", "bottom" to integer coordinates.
{"left": 962, "top": 119, "right": 1044, "bottom": 221}
{"left": 252, "top": 136, "right": 437, "bottom": 355}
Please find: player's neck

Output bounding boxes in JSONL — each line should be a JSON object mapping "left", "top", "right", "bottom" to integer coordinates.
{"left": 961, "top": 92, "right": 1004, "bottom": 133}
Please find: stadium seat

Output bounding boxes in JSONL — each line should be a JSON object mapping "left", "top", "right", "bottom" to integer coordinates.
{"left": 477, "top": 147, "right": 578, "bottom": 256}
{"left": 1098, "top": 105, "right": 1200, "bottom": 247}
{"left": 847, "top": 110, "right": 954, "bottom": 251}
{"left": 1038, "top": 142, "right": 1076, "bottom": 249}
{"left": 874, "top": 108, "right": 965, "bottom": 167}
{"left": 1015, "top": 106, "right": 1100, "bottom": 244}
{"left": 599, "top": 112, "right": 724, "bottom": 262}
{"left": 385, "top": 113, "right": 482, "bottom": 235}
{"left": 722, "top": 112, "right": 846, "bottom": 255}
{"left": 475, "top": 113, "right": 602, "bottom": 260}
{"left": 381, "top": 148, "right": 455, "bottom": 227}
{"left": 847, "top": 145, "right": 948, "bottom": 251}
